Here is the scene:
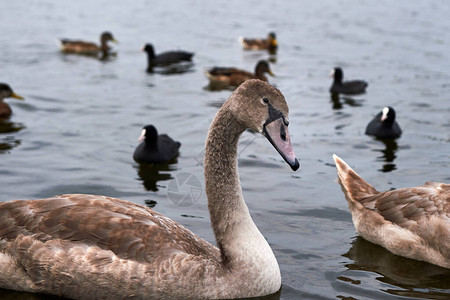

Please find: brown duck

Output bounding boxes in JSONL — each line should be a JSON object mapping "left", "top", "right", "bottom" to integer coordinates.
{"left": 0, "top": 83, "right": 24, "bottom": 118}
{"left": 59, "top": 31, "right": 118, "bottom": 56}
{"left": 205, "top": 60, "right": 274, "bottom": 88}
{"left": 239, "top": 32, "right": 278, "bottom": 52}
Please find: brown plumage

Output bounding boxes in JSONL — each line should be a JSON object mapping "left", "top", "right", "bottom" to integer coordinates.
{"left": 0, "top": 80, "right": 299, "bottom": 299}
{"left": 59, "top": 31, "right": 117, "bottom": 56}
{"left": 205, "top": 60, "right": 274, "bottom": 89}
{"left": 239, "top": 32, "right": 278, "bottom": 52}
{"left": 333, "top": 154, "right": 450, "bottom": 268}
{"left": 0, "top": 83, "right": 24, "bottom": 118}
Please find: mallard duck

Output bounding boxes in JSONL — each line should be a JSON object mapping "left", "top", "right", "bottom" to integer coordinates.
{"left": 329, "top": 67, "right": 368, "bottom": 95}
{"left": 133, "top": 124, "right": 181, "bottom": 163}
{"left": 59, "top": 31, "right": 118, "bottom": 56}
{"left": 0, "top": 80, "right": 299, "bottom": 299}
{"left": 365, "top": 106, "right": 402, "bottom": 139}
{"left": 142, "top": 44, "right": 194, "bottom": 71}
{"left": 205, "top": 60, "right": 274, "bottom": 88}
{"left": 239, "top": 32, "right": 278, "bottom": 52}
{"left": 333, "top": 154, "right": 450, "bottom": 268}
{"left": 0, "top": 83, "right": 24, "bottom": 118}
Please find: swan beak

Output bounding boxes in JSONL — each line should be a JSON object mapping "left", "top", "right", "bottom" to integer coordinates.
{"left": 137, "top": 129, "right": 146, "bottom": 142}
{"left": 11, "top": 92, "right": 24, "bottom": 100}
{"left": 263, "top": 118, "right": 299, "bottom": 171}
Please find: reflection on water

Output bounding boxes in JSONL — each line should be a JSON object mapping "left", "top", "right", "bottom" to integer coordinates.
{"left": 146, "top": 62, "right": 195, "bottom": 75}
{"left": 0, "top": 120, "right": 24, "bottom": 153}
{"left": 0, "top": 286, "right": 279, "bottom": 300}
{"left": 341, "top": 237, "right": 450, "bottom": 299}
{"left": 373, "top": 139, "right": 399, "bottom": 173}
{"left": 59, "top": 52, "right": 117, "bottom": 63}
{"left": 134, "top": 161, "right": 177, "bottom": 192}
{"left": 330, "top": 93, "right": 364, "bottom": 110}
{"left": 206, "top": 99, "right": 225, "bottom": 108}
{"left": 203, "top": 81, "right": 236, "bottom": 92}
{"left": 0, "top": 136, "right": 21, "bottom": 153}
{"left": 0, "top": 120, "right": 25, "bottom": 134}
{"left": 0, "top": 288, "right": 63, "bottom": 300}
{"left": 268, "top": 53, "right": 277, "bottom": 63}
{"left": 239, "top": 289, "right": 281, "bottom": 300}
{"left": 144, "top": 199, "right": 157, "bottom": 208}
{"left": 99, "top": 52, "right": 118, "bottom": 62}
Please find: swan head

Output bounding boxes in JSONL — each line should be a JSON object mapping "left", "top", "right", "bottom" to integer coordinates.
{"left": 228, "top": 79, "right": 299, "bottom": 171}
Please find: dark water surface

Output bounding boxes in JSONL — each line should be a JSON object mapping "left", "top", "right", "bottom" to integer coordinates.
{"left": 1, "top": 0, "right": 449, "bottom": 299}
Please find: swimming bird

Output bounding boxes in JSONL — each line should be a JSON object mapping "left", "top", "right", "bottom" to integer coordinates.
{"left": 0, "top": 80, "right": 299, "bottom": 299}
{"left": 365, "top": 106, "right": 402, "bottom": 139}
{"left": 0, "top": 83, "right": 24, "bottom": 118}
{"left": 239, "top": 32, "right": 278, "bottom": 52}
{"left": 142, "top": 43, "right": 194, "bottom": 71}
{"left": 329, "top": 67, "right": 368, "bottom": 95}
{"left": 333, "top": 154, "right": 450, "bottom": 269}
{"left": 133, "top": 124, "right": 181, "bottom": 164}
{"left": 205, "top": 60, "right": 274, "bottom": 88}
{"left": 59, "top": 31, "right": 118, "bottom": 56}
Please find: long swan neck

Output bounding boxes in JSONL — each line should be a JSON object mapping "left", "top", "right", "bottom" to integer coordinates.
{"left": 204, "top": 105, "right": 279, "bottom": 274}
{"left": 205, "top": 107, "right": 245, "bottom": 257}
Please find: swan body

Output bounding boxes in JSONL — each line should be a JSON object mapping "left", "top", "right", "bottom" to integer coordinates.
{"left": 333, "top": 154, "right": 450, "bottom": 268}
{"left": 0, "top": 83, "right": 24, "bottom": 118}
{"left": 365, "top": 106, "right": 402, "bottom": 139}
{"left": 329, "top": 67, "right": 368, "bottom": 95}
{"left": 59, "top": 32, "right": 117, "bottom": 56}
{"left": 205, "top": 60, "right": 274, "bottom": 88}
{"left": 0, "top": 80, "right": 299, "bottom": 299}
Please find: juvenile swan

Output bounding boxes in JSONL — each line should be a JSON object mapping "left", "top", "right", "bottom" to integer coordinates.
{"left": 333, "top": 154, "right": 450, "bottom": 268}
{"left": 0, "top": 80, "right": 299, "bottom": 299}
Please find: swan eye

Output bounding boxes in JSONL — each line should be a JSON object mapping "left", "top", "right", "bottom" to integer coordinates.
{"left": 262, "top": 98, "right": 269, "bottom": 104}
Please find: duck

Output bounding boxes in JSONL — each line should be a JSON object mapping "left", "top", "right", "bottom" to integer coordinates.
{"left": 0, "top": 80, "right": 299, "bottom": 299}
{"left": 205, "top": 60, "right": 274, "bottom": 88}
{"left": 142, "top": 43, "right": 194, "bottom": 71}
{"left": 365, "top": 106, "right": 402, "bottom": 139}
{"left": 59, "top": 31, "right": 118, "bottom": 56}
{"left": 333, "top": 154, "right": 450, "bottom": 269}
{"left": 133, "top": 124, "right": 181, "bottom": 164}
{"left": 239, "top": 32, "right": 278, "bottom": 52}
{"left": 329, "top": 67, "right": 368, "bottom": 95}
{"left": 0, "top": 83, "right": 24, "bottom": 118}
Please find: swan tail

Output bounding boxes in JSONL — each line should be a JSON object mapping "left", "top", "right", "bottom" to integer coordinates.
{"left": 333, "top": 154, "right": 378, "bottom": 203}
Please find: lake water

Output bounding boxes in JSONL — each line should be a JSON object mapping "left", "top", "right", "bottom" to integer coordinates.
{"left": 1, "top": 0, "right": 449, "bottom": 299}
